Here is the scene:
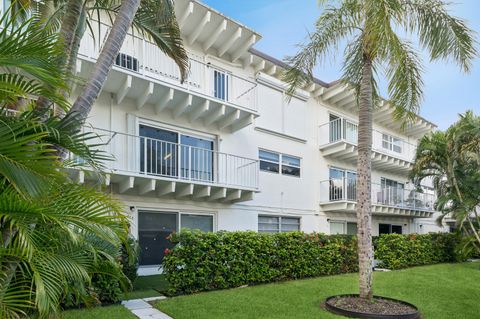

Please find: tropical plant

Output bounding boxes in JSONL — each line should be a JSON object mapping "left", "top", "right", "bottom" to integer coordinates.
{"left": 0, "top": 11, "right": 131, "bottom": 318}
{"left": 68, "top": 0, "right": 188, "bottom": 125}
{"left": 411, "top": 111, "right": 480, "bottom": 255}
{"left": 19, "top": 0, "right": 188, "bottom": 121}
{"left": 284, "top": 0, "right": 477, "bottom": 299}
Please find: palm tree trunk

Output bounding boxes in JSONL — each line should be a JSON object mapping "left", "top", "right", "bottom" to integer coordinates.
{"left": 356, "top": 54, "right": 374, "bottom": 300}
{"left": 34, "top": 0, "right": 84, "bottom": 115}
{"left": 68, "top": 0, "right": 141, "bottom": 124}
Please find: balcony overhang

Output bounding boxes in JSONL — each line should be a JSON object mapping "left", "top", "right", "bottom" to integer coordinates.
{"left": 75, "top": 58, "right": 257, "bottom": 133}
{"left": 319, "top": 201, "right": 434, "bottom": 218}
{"left": 175, "top": 0, "right": 261, "bottom": 61}
{"left": 71, "top": 169, "right": 257, "bottom": 203}
{"left": 318, "top": 83, "right": 436, "bottom": 138}
{"left": 320, "top": 141, "right": 412, "bottom": 174}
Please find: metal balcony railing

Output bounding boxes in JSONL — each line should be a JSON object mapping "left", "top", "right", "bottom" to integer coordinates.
{"left": 78, "top": 127, "right": 259, "bottom": 190}
{"left": 77, "top": 21, "right": 257, "bottom": 112}
{"left": 318, "top": 118, "right": 417, "bottom": 161}
{"left": 319, "top": 178, "right": 435, "bottom": 211}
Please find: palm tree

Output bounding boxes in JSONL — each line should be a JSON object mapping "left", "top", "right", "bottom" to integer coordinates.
{"left": 411, "top": 111, "right": 480, "bottom": 253}
{"left": 284, "top": 0, "right": 476, "bottom": 299}
{"left": 23, "top": 0, "right": 188, "bottom": 119}
{"left": 68, "top": 0, "right": 188, "bottom": 124}
{"left": 0, "top": 13, "right": 130, "bottom": 317}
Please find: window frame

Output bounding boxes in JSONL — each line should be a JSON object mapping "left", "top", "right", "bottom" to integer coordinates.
{"left": 378, "top": 223, "right": 403, "bottom": 235}
{"left": 382, "top": 133, "right": 403, "bottom": 154}
{"left": 259, "top": 149, "right": 301, "bottom": 177}
{"left": 258, "top": 215, "right": 301, "bottom": 233}
{"left": 329, "top": 220, "right": 357, "bottom": 235}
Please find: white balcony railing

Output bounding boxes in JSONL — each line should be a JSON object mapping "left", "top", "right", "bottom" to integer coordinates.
{"left": 319, "top": 178, "right": 435, "bottom": 211}
{"left": 77, "top": 21, "right": 257, "bottom": 112}
{"left": 79, "top": 127, "right": 259, "bottom": 190}
{"left": 319, "top": 118, "right": 417, "bottom": 161}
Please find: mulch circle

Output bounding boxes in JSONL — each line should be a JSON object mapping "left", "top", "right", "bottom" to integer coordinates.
{"left": 324, "top": 294, "right": 420, "bottom": 319}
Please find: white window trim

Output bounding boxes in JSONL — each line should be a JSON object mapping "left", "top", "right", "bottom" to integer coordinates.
{"left": 329, "top": 220, "right": 357, "bottom": 235}
{"left": 259, "top": 148, "right": 301, "bottom": 177}
{"left": 258, "top": 215, "right": 301, "bottom": 233}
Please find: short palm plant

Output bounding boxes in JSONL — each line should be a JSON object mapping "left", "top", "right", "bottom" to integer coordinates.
{"left": 411, "top": 111, "right": 480, "bottom": 254}
{"left": 284, "top": 0, "right": 477, "bottom": 299}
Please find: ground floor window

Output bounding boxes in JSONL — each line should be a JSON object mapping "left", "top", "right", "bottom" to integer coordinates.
{"left": 138, "top": 210, "right": 214, "bottom": 266}
{"left": 258, "top": 215, "right": 300, "bottom": 233}
{"left": 330, "top": 221, "right": 357, "bottom": 235}
{"left": 379, "top": 223, "right": 403, "bottom": 235}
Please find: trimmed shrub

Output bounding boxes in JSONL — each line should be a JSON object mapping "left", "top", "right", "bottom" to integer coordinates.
{"left": 163, "top": 230, "right": 461, "bottom": 295}
{"left": 163, "top": 231, "right": 358, "bottom": 294}
{"left": 374, "top": 233, "right": 459, "bottom": 269}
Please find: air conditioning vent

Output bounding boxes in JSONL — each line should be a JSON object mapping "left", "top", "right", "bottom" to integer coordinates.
{"left": 115, "top": 53, "right": 139, "bottom": 72}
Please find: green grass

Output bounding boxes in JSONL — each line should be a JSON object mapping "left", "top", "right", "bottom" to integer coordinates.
{"left": 123, "top": 274, "right": 169, "bottom": 300}
{"left": 156, "top": 263, "right": 480, "bottom": 319}
{"left": 61, "top": 305, "right": 136, "bottom": 319}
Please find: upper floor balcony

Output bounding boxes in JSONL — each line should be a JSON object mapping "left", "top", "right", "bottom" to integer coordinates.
{"left": 72, "top": 127, "right": 259, "bottom": 203}
{"left": 319, "top": 178, "right": 435, "bottom": 218}
{"left": 318, "top": 118, "right": 417, "bottom": 173}
{"left": 76, "top": 21, "right": 258, "bottom": 132}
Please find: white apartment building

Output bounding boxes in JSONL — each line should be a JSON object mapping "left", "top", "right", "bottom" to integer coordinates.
{"left": 71, "top": 0, "right": 448, "bottom": 274}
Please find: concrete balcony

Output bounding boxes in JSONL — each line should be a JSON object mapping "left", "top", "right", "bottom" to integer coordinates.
{"left": 318, "top": 118, "right": 416, "bottom": 173}
{"left": 76, "top": 21, "right": 258, "bottom": 132}
{"left": 319, "top": 179, "right": 435, "bottom": 218}
{"left": 72, "top": 128, "right": 259, "bottom": 203}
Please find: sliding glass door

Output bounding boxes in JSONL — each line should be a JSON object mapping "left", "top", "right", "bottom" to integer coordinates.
{"left": 329, "top": 168, "right": 357, "bottom": 201}
{"left": 139, "top": 125, "right": 214, "bottom": 182}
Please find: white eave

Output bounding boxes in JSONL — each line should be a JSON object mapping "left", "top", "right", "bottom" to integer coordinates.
{"left": 318, "top": 82, "right": 437, "bottom": 138}
{"left": 175, "top": 0, "right": 261, "bottom": 62}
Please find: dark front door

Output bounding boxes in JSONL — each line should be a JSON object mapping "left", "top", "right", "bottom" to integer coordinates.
{"left": 138, "top": 211, "right": 177, "bottom": 266}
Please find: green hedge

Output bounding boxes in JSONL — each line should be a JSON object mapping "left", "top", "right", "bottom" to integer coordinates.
{"left": 163, "top": 231, "right": 460, "bottom": 294}
{"left": 374, "top": 233, "right": 459, "bottom": 269}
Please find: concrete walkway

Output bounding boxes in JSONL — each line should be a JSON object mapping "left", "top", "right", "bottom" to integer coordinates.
{"left": 122, "top": 296, "right": 173, "bottom": 319}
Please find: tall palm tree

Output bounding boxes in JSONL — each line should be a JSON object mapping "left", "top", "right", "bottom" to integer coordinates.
{"left": 0, "top": 12, "right": 130, "bottom": 317}
{"left": 26, "top": 0, "right": 188, "bottom": 119}
{"left": 411, "top": 111, "right": 480, "bottom": 253}
{"left": 68, "top": 0, "right": 188, "bottom": 125}
{"left": 284, "top": 0, "right": 476, "bottom": 299}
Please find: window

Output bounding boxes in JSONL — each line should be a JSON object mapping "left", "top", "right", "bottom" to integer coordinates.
{"left": 379, "top": 178, "right": 405, "bottom": 205}
{"left": 115, "top": 53, "right": 139, "bottom": 72}
{"left": 213, "top": 69, "right": 229, "bottom": 101}
{"left": 382, "top": 133, "right": 402, "bottom": 153}
{"left": 258, "top": 215, "right": 300, "bottom": 233}
{"left": 259, "top": 150, "right": 280, "bottom": 173}
{"left": 139, "top": 124, "right": 214, "bottom": 182}
{"left": 330, "top": 221, "right": 357, "bottom": 235}
{"left": 138, "top": 211, "right": 214, "bottom": 266}
{"left": 282, "top": 155, "right": 301, "bottom": 177}
{"left": 379, "top": 223, "right": 403, "bottom": 235}
{"left": 329, "top": 168, "right": 356, "bottom": 201}
{"left": 259, "top": 149, "right": 301, "bottom": 177}
{"left": 180, "top": 214, "right": 213, "bottom": 232}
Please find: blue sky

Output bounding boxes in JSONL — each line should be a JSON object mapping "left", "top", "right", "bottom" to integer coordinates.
{"left": 202, "top": 0, "right": 480, "bottom": 130}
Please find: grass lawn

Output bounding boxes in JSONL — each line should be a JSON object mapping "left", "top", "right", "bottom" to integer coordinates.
{"left": 123, "top": 274, "right": 169, "bottom": 300}
{"left": 61, "top": 305, "right": 136, "bottom": 319}
{"left": 156, "top": 263, "right": 480, "bottom": 319}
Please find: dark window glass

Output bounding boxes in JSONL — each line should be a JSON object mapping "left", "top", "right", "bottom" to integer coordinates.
{"left": 260, "top": 161, "right": 279, "bottom": 173}
{"left": 379, "top": 223, "right": 391, "bottom": 235}
{"left": 139, "top": 125, "right": 178, "bottom": 177}
{"left": 282, "top": 165, "right": 300, "bottom": 177}
{"left": 391, "top": 225, "right": 403, "bottom": 234}
{"left": 180, "top": 135, "right": 214, "bottom": 181}
{"left": 347, "top": 222, "right": 357, "bottom": 235}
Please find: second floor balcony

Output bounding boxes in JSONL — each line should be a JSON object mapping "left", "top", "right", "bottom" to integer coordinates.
{"left": 318, "top": 118, "right": 417, "bottom": 173}
{"left": 319, "top": 178, "right": 435, "bottom": 218}
{"left": 76, "top": 21, "right": 258, "bottom": 132}
{"left": 72, "top": 127, "right": 259, "bottom": 202}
